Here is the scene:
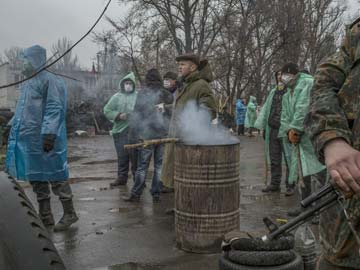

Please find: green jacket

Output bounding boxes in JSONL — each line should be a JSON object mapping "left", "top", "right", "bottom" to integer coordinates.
{"left": 305, "top": 17, "right": 360, "bottom": 268}
{"left": 161, "top": 61, "right": 217, "bottom": 188}
{"left": 245, "top": 96, "right": 257, "bottom": 128}
{"left": 279, "top": 73, "right": 325, "bottom": 184}
{"left": 103, "top": 72, "right": 137, "bottom": 135}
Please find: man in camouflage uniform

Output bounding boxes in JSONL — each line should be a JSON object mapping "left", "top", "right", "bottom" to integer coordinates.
{"left": 305, "top": 18, "right": 360, "bottom": 269}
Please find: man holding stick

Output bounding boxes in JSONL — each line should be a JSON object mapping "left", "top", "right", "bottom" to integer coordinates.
{"left": 123, "top": 68, "right": 173, "bottom": 203}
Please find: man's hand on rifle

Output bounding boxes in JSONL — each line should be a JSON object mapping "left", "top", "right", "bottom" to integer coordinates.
{"left": 324, "top": 139, "right": 360, "bottom": 194}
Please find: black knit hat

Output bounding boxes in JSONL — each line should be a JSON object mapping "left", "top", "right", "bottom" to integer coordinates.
{"left": 163, "top": 71, "right": 178, "bottom": 80}
{"left": 175, "top": 53, "right": 200, "bottom": 66}
{"left": 281, "top": 62, "right": 299, "bottom": 75}
{"left": 145, "top": 68, "right": 162, "bottom": 84}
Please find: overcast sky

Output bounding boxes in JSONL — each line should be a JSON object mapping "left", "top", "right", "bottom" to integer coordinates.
{"left": 0, "top": 0, "right": 359, "bottom": 70}
{"left": 0, "top": 0, "right": 127, "bottom": 70}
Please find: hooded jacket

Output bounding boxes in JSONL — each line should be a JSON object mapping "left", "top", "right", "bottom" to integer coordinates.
{"left": 245, "top": 96, "right": 257, "bottom": 128}
{"left": 129, "top": 72, "right": 174, "bottom": 141}
{"left": 5, "top": 45, "right": 69, "bottom": 181}
{"left": 103, "top": 72, "right": 138, "bottom": 135}
{"left": 235, "top": 99, "right": 246, "bottom": 125}
{"left": 279, "top": 72, "right": 325, "bottom": 183}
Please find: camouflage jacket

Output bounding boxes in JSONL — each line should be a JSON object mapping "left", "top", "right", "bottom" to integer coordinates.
{"left": 305, "top": 18, "right": 360, "bottom": 267}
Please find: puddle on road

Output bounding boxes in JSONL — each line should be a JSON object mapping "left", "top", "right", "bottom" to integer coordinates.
{"left": 78, "top": 197, "right": 96, "bottom": 201}
{"left": 240, "top": 184, "right": 263, "bottom": 190}
{"left": 83, "top": 159, "right": 117, "bottom": 165}
{"left": 242, "top": 194, "right": 274, "bottom": 202}
{"left": 68, "top": 156, "right": 84, "bottom": 163}
{"left": 109, "top": 207, "right": 131, "bottom": 213}
{"left": 95, "top": 262, "right": 164, "bottom": 270}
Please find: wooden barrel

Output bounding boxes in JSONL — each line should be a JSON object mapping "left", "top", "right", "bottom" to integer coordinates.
{"left": 174, "top": 143, "right": 240, "bottom": 253}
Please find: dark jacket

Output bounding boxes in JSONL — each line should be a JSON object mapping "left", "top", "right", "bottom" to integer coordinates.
{"left": 129, "top": 82, "right": 174, "bottom": 141}
{"left": 268, "top": 87, "right": 287, "bottom": 129}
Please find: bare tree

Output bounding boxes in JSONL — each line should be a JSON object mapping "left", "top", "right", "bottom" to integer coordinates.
{"left": 106, "top": 0, "right": 347, "bottom": 109}
{"left": 51, "top": 37, "right": 79, "bottom": 71}
{"left": 2, "top": 46, "right": 23, "bottom": 69}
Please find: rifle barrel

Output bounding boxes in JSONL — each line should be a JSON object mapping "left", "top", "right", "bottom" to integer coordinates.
{"left": 262, "top": 193, "right": 338, "bottom": 242}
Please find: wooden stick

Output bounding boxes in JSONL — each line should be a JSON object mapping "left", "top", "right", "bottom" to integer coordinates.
{"left": 91, "top": 111, "right": 101, "bottom": 134}
{"left": 124, "top": 138, "right": 179, "bottom": 150}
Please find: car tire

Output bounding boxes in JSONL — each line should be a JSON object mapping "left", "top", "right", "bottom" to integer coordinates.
{"left": 0, "top": 173, "right": 66, "bottom": 270}
{"left": 227, "top": 250, "right": 296, "bottom": 266}
{"left": 219, "top": 251, "right": 303, "bottom": 270}
{"left": 231, "top": 235, "right": 294, "bottom": 251}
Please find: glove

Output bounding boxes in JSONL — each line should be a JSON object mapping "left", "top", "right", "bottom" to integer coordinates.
{"left": 155, "top": 103, "right": 165, "bottom": 113}
{"left": 116, "top": 113, "right": 127, "bottom": 121}
{"left": 262, "top": 129, "right": 266, "bottom": 140}
{"left": 288, "top": 129, "right": 301, "bottom": 144}
{"left": 43, "top": 134, "right": 56, "bottom": 152}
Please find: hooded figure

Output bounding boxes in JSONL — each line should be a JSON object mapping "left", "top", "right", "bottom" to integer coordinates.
{"left": 279, "top": 72, "right": 325, "bottom": 184}
{"left": 235, "top": 99, "right": 246, "bottom": 135}
{"left": 5, "top": 45, "right": 78, "bottom": 231}
{"left": 104, "top": 72, "right": 138, "bottom": 187}
{"left": 122, "top": 68, "right": 174, "bottom": 202}
{"left": 245, "top": 96, "right": 257, "bottom": 131}
{"left": 161, "top": 57, "right": 217, "bottom": 190}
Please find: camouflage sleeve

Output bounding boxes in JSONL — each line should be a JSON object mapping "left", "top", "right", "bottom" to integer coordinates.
{"left": 305, "top": 31, "right": 353, "bottom": 162}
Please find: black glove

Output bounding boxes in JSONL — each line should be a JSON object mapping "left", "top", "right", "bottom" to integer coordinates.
{"left": 262, "top": 129, "right": 266, "bottom": 140}
{"left": 43, "top": 134, "right": 56, "bottom": 152}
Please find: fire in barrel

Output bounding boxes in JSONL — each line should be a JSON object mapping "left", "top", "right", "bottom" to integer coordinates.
{"left": 174, "top": 141, "right": 240, "bottom": 253}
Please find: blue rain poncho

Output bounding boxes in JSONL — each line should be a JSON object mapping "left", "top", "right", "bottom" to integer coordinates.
{"left": 245, "top": 96, "right": 257, "bottom": 128}
{"left": 278, "top": 73, "right": 325, "bottom": 183}
{"left": 5, "top": 45, "right": 69, "bottom": 181}
{"left": 235, "top": 99, "right": 246, "bottom": 125}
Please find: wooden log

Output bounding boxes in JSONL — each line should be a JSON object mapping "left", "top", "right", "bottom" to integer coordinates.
{"left": 124, "top": 138, "right": 179, "bottom": 150}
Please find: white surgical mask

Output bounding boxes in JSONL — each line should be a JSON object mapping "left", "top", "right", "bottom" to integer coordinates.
{"left": 124, "top": 84, "right": 133, "bottom": 92}
{"left": 163, "top": 80, "right": 171, "bottom": 89}
{"left": 281, "top": 74, "right": 293, "bottom": 85}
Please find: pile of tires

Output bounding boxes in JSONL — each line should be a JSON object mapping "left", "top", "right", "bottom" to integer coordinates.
{"left": 0, "top": 173, "right": 66, "bottom": 270}
{"left": 219, "top": 235, "right": 304, "bottom": 270}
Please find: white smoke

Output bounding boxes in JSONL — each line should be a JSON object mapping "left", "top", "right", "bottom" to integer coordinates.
{"left": 177, "top": 101, "right": 239, "bottom": 145}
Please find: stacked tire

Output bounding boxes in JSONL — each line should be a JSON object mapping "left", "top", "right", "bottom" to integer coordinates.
{"left": 0, "top": 173, "right": 66, "bottom": 270}
{"left": 219, "top": 235, "right": 304, "bottom": 270}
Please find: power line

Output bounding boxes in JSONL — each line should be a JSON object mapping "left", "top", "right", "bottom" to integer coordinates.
{"left": 0, "top": 0, "right": 112, "bottom": 90}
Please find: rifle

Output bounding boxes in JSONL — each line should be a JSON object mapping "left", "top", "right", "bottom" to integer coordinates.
{"left": 261, "top": 183, "right": 360, "bottom": 255}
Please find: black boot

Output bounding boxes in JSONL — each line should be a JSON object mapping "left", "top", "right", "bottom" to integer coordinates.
{"left": 54, "top": 200, "right": 79, "bottom": 232}
{"left": 110, "top": 176, "right": 127, "bottom": 188}
{"left": 262, "top": 185, "right": 280, "bottom": 193}
{"left": 122, "top": 193, "right": 140, "bottom": 202}
{"left": 285, "top": 186, "right": 296, "bottom": 196}
{"left": 38, "top": 199, "right": 55, "bottom": 227}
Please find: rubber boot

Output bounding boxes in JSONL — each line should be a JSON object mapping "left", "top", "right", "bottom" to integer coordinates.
{"left": 110, "top": 176, "right": 127, "bottom": 188}
{"left": 54, "top": 199, "right": 79, "bottom": 232}
{"left": 39, "top": 199, "right": 55, "bottom": 227}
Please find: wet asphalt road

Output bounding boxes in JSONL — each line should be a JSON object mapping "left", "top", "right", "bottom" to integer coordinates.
{"left": 24, "top": 135, "right": 299, "bottom": 270}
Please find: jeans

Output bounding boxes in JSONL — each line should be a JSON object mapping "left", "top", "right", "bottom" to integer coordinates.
{"left": 113, "top": 130, "right": 137, "bottom": 181}
{"left": 131, "top": 144, "right": 164, "bottom": 198}
{"left": 269, "top": 128, "right": 291, "bottom": 188}
{"left": 31, "top": 181, "right": 73, "bottom": 202}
